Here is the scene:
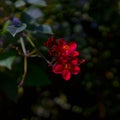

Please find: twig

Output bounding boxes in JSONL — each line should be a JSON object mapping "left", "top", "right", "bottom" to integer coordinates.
{"left": 20, "top": 37, "right": 26, "bottom": 55}
{"left": 18, "top": 37, "right": 27, "bottom": 87}
{"left": 19, "top": 56, "right": 27, "bottom": 87}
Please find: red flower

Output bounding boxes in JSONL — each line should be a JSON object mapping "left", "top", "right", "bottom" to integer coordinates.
{"left": 52, "top": 58, "right": 80, "bottom": 80}
{"left": 56, "top": 39, "right": 78, "bottom": 56}
{"left": 44, "top": 36, "right": 57, "bottom": 56}
{"left": 44, "top": 36, "right": 85, "bottom": 81}
{"left": 57, "top": 50, "right": 79, "bottom": 64}
{"left": 44, "top": 36, "right": 56, "bottom": 48}
{"left": 56, "top": 39, "right": 79, "bottom": 63}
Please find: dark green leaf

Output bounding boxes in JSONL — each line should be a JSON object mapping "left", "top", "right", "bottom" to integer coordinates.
{"left": 0, "top": 72, "right": 17, "bottom": 102}
{"left": 24, "top": 65, "right": 51, "bottom": 87}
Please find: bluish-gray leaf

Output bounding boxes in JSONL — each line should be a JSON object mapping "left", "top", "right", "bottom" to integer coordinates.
{"left": 6, "top": 23, "right": 27, "bottom": 37}
{"left": 25, "top": 7, "right": 43, "bottom": 19}
{"left": 27, "top": 0, "right": 47, "bottom": 6}
{"left": 38, "top": 24, "right": 53, "bottom": 34}
{"left": 14, "top": 0, "right": 26, "bottom": 8}
{"left": 0, "top": 56, "right": 16, "bottom": 70}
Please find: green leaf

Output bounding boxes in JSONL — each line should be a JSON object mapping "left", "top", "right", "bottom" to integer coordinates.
{"left": 24, "top": 65, "right": 51, "bottom": 87}
{"left": 1, "top": 20, "right": 10, "bottom": 35}
{"left": 0, "top": 56, "right": 16, "bottom": 70}
{"left": 14, "top": 0, "right": 26, "bottom": 8}
{"left": 6, "top": 23, "right": 27, "bottom": 37}
{"left": 26, "top": 0, "right": 47, "bottom": 6}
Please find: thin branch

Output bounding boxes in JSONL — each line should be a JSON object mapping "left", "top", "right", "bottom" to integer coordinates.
{"left": 18, "top": 37, "right": 28, "bottom": 87}
{"left": 20, "top": 37, "right": 27, "bottom": 55}
{"left": 28, "top": 49, "right": 38, "bottom": 56}
{"left": 38, "top": 51, "right": 51, "bottom": 64}
{"left": 26, "top": 35, "right": 35, "bottom": 48}
{"left": 19, "top": 56, "right": 27, "bottom": 87}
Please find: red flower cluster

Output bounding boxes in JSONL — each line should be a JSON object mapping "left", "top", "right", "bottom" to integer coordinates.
{"left": 44, "top": 36, "right": 85, "bottom": 81}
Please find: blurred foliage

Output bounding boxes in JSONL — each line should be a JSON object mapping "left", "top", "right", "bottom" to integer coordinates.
{"left": 0, "top": 0, "right": 120, "bottom": 120}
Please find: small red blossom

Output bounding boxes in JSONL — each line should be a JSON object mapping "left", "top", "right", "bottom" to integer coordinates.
{"left": 44, "top": 36, "right": 56, "bottom": 48}
{"left": 44, "top": 36, "right": 85, "bottom": 81}
{"left": 52, "top": 59, "right": 80, "bottom": 80}
{"left": 57, "top": 50, "right": 79, "bottom": 64}
{"left": 56, "top": 39, "right": 77, "bottom": 56}
{"left": 44, "top": 36, "right": 57, "bottom": 57}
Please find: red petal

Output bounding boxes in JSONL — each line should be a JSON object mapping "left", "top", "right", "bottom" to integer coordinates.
{"left": 71, "top": 66, "right": 80, "bottom": 75}
{"left": 80, "top": 59, "right": 86, "bottom": 64}
{"left": 51, "top": 36, "right": 55, "bottom": 42}
{"left": 52, "top": 63, "right": 64, "bottom": 74}
{"left": 58, "top": 56, "right": 68, "bottom": 63}
{"left": 62, "top": 69, "right": 71, "bottom": 80}
{"left": 71, "top": 58, "right": 79, "bottom": 65}
{"left": 71, "top": 51, "right": 79, "bottom": 57}
{"left": 57, "top": 39, "right": 66, "bottom": 47}
{"left": 68, "top": 42, "right": 77, "bottom": 53}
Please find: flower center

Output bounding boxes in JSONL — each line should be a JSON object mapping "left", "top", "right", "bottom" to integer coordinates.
{"left": 63, "top": 45, "right": 69, "bottom": 50}
{"left": 64, "top": 64, "right": 71, "bottom": 69}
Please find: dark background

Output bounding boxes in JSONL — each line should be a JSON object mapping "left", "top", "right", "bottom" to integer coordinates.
{"left": 0, "top": 0, "right": 120, "bottom": 120}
